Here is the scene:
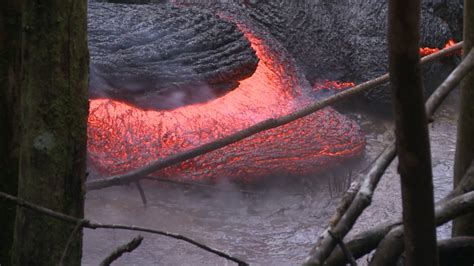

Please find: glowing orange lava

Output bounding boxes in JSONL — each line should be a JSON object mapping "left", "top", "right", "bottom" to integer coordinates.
{"left": 87, "top": 29, "right": 365, "bottom": 181}
{"left": 312, "top": 80, "right": 356, "bottom": 92}
{"left": 419, "top": 39, "right": 458, "bottom": 57}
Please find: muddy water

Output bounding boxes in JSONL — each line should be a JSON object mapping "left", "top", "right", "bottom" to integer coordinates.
{"left": 82, "top": 91, "right": 459, "bottom": 265}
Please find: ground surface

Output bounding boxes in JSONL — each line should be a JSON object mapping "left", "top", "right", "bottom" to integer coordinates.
{"left": 83, "top": 89, "right": 459, "bottom": 265}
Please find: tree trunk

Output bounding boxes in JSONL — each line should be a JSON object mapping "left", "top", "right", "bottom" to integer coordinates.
{"left": 388, "top": 0, "right": 439, "bottom": 265}
{"left": 453, "top": 0, "right": 474, "bottom": 237}
{"left": 0, "top": 1, "right": 22, "bottom": 264}
{"left": 11, "top": 0, "right": 89, "bottom": 265}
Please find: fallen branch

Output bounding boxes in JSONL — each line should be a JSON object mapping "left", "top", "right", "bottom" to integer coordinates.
{"left": 0, "top": 191, "right": 248, "bottom": 266}
{"left": 100, "top": 235, "right": 144, "bottom": 266}
{"left": 372, "top": 236, "right": 474, "bottom": 266}
{"left": 369, "top": 188, "right": 474, "bottom": 266}
{"left": 438, "top": 237, "right": 474, "bottom": 265}
{"left": 86, "top": 42, "right": 463, "bottom": 191}
{"left": 328, "top": 230, "right": 357, "bottom": 266}
{"left": 326, "top": 191, "right": 474, "bottom": 265}
{"left": 325, "top": 161, "right": 474, "bottom": 265}
{"left": 304, "top": 46, "right": 472, "bottom": 266}
{"left": 368, "top": 225, "right": 404, "bottom": 266}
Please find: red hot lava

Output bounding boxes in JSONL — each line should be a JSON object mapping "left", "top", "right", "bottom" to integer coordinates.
{"left": 419, "top": 39, "right": 458, "bottom": 57}
{"left": 87, "top": 29, "right": 366, "bottom": 181}
{"left": 312, "top": 80, "right": 356, "bottom": 92}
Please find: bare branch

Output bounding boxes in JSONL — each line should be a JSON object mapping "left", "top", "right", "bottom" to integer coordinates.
{"left": 368, "top": 226, "right": 404, "bottom": 266}
{"left": 85, "top": 42, "right": 463, "bottom": 192}
{"left": 327, "top": 230, "right": 357, "bottom": 266}
{"left": 444, "top": 160, "right": 474, "bottom": 203}
{"left": 425, "top": 48, "right": 474, "bottom": 116}
{"left": 0, "top": 191, "right": 248, "bottom": 265}
{"left": 304, "top": 145, "right": 396, "bottom": 266}
{"left": 370, "top": 236, "right": 474, "bottom": 266}
{"left": 438, "top": 237, "right": 474, "bottom": 265}
{"left": 100, "top": 235, "right": 144, "bottom": 266}
{"left": 325, "top": 163, "right": 474, "bottom": 266}
{"left": 328, "top": 181, "right": 360, "bottom": 228}
{"left": 369, "top": 188, "right": 474, "bottom": 266}
{"left": 304, "top": 46, "right": 472, "bottom": 266}
{"left": 135, "top": 181, "right": 147, "bottom": 207}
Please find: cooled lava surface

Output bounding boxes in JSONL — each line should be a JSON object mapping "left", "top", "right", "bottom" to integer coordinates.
{"left": 87, "top": 22, "right": 366, "bottom": 182}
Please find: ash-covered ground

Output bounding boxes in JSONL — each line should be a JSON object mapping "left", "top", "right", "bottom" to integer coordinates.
{"left": 82, "top": 88, "right": 459, "bottom": 265}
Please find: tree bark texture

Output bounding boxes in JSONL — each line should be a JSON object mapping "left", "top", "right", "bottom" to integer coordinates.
{"left": 388, "top": 0, "right": 439, "bottom": 265}
{"left": 11, "top": 1, "right": 89, "bottom": 265}
{"left": 0, "top": 0, "right": 22, "bottom": 264}
{"left": 453, "top": 0, "right": 474, "bottom": 237}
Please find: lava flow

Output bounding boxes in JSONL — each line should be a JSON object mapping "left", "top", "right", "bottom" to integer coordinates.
{"left": 312, "top": 80, "right": 356, "bottom": 93}
{"left": 419, "top": 39, "right": 458, "bottom": 57}
{"left": 87, "top": 29, "right": 366, "bottom": 182}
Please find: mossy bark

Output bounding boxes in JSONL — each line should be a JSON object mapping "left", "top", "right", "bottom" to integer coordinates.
{"left": 11, "top": 0, "right": 89, "bottom": 265}
{"left": 0, "top": 1, "right": 22, "bottom": 265}
{"left": 453, "top": 0, "right": 474, "bottom": 237}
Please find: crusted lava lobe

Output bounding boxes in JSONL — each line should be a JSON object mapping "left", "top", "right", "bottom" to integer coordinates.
{"left": 87, "top": 6, "right": 366, "bottom": 181}
{"left": 88, "top": 3, "right": 259, "bottom": 110}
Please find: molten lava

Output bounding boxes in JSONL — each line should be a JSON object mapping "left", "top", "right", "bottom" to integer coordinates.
{"left": 419, "top": 39, "right": 458, "bottom": 57}
{"left": 312, "top": 80, "right": 356, "bottom": 92}
{"left": 87, "top": 29, "right": 365, "bottom": 181}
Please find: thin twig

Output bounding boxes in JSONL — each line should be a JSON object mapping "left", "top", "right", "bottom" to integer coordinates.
{"left": 0, "top": 191, "right": 248, "bottom": 265}
{"left": 304, "top": 45, "right": 471, "bottom": 266}
{"left": 85, "top": 41, "right": 464, "bottom": 192}
{"left": 369, "top": 189, "right": 474, "bottom": 266}
{"left": 135, "top": 181, "right": 147, "bottom": 207}
{"left": 59, "top": 220, "right": 86, "bottom": 266}
{"left": 100, "top": 235, "right": 144, "bottom": 266}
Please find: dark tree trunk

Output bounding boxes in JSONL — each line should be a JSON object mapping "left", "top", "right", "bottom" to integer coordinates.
{"left": 11, "top": 0, "right": 89, "bottom": 265}
{"left": 453, "top": 0, "right": 474, "bottom": 237}
{"left": 388, "top": 0, "right": 439, "bottom": 265}
{"left": 0, "top": 1, "right": 22, "bottom": 264}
